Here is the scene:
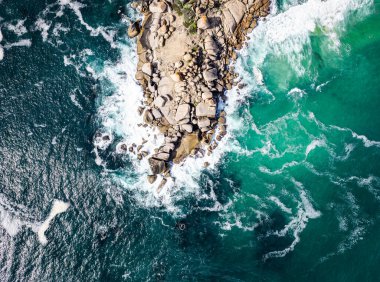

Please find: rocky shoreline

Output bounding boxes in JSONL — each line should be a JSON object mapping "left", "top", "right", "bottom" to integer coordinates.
{"left": 126, "top": 0, "right": 270, "bottom": 190}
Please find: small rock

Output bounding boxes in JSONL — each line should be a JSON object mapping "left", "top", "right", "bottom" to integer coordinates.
{"left": 181, "top": 124, "right": 193, "bottom": 133}
{"left": 147, "top": 174, "right": 157, "bottom": 184}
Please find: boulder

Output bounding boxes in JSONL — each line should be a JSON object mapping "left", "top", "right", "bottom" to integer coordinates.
{"left": 154, "top": 152, "right": 170, "bottom": 161}
{"left": 225, "top": 0, "right": 246, "bottom": 24}
{"left": 147, "top": 174, "right": 157, "bottom": 184}
{"left": 202, "top": 92, "right": 213, "bottom": 100}
{"left": 157, "top": 178, "right": 167, "bottom": 193}
{"left": 170, "top": 72, "right": 182, "bottom": 82}
{"left": 175, "top": 103, "right": 191, "bottom": 121}
{"left": 158, "top": 24, "right": 168, "bottom": 35}
{"left": 197, "top": 117, "right": 211, "bottom": 128}
{"left": 222, "top": 8, "right": 237, "bottom": 33}
{"left": 183, "top": 53, "right": 193, "bottom": 62}
{"left": 149, "top": 0, "right": 167, "bottom": 13}
{"left": 197, "top": 15, "right": 210, "bottom": 30}
{"left": 196, "top": 101, "right": 216, "bottom": 118}
{"left": 143, "top": 110, "right": 154, "bottom": 123}
{"left": 158, "top": 77, "right": 174, "bottom": 96}
{"left": 181, "top": 124, "right": 193, "bottom": 133}
{"left": 141, "top": 63, "right": 152, "bottom": 76}
{"left": 127, "top": 20, "right": 141, "bottom": 38}
{"left": 152, "top": 108, "right": 163, "bottom": 119}
{"left": 148, "top": 158, "right": 166, "bottom": 174}
{"left": 203, "top": 68, "right": 218, "bottom": 82}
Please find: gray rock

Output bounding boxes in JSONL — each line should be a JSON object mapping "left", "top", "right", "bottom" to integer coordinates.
{"left": 202, "top": 92, "right": 213, "bottom": 100}
{"left": 143, "top": 110, "right": 154, "bottom": 123}
{"left": 197, "top": 15, "right": 210, "bottom": 30}
{"left": 154, "top": 152, "right": 170, "bottom": 161}
{"left": 225, "top": 0, "right": 246, "bottom": 24}
{"left": 197, "top": 117, "right": 211, "bottom": 128}
{"left": 152, "top": 108, "right": 162, "bottom": 119}
{"left": 181, "top": 124, "right": 193, "bottom": 133}
{"left": 148, "top": 158, "right": 166, "bottom": 174}
{"left": 154, "top": 96, "right": 166, "bottom": 108}
{"left": 196, "top": 101, "right": 216, "bottom": 118}
{"left": 141, "top": 63, "right": 152, "bottom": 76}
{"left": 147, "top": 174, "right": 157, "bottom": 184}
{"left": 203, "top": 68, "right": 218, "bottom": 82}
{"left": 149, "top": 0, "right": 167, "bottom": 13}
{"left": 222, "top": 8, "right": 237, "bottom": 33}
{"left": 157, "top": 178, "right": 167, "bottom": 193}
{"left": 127, "top": 20, "right": 141, "bottom": 38}
{"left": 175, "top": 103, "right": 191, "bottom": 121}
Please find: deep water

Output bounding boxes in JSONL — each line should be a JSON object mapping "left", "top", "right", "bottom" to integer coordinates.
{"left": 1, "top": 0, "right": 380, "bottom": 281}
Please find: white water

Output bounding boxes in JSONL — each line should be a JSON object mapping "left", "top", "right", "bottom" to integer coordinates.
{"left": 0, "top": 196, "right": 69, "bottom": 245}
{"left": 90, "top": 0, "right": 374, "bottom": 216}
{"left": 37, "top": 200, "right": 70, "bottom": 245}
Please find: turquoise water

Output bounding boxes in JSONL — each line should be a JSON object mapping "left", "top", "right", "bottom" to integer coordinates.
{"left": 1, "top": 0, "right": 380, "bottom": 281}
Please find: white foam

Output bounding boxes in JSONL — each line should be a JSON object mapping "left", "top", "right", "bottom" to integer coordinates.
{"left": 263, "top": 181, "right": 320, "bottom": 260}
{"left": 305, "top": 139, "right": 325, "bottom": 157}
{"left": 69, "top": 91, "right": 83, "bottom": 110}
{"left": 0, "top": 195, "right": 38, "bottom": 237}
{"left": 352, "top": 132, "right": 380, "bottom": 148}
{"left": 287, "top": 87, "right": 307, "bottom": 100}
{"left": 58, "top": 0, "right": 117, "bottom": 47}
{"left": 4, "top": 39, "right": 32, "bottom": 49}
{"left": 242, "top": 0, "right": 373, "bottom": 76}
{"left": 5, "top": 19, "right": 28, "bottom": 36}
{"left": 0, "top": 46, "right": 3, "bottom": 61}
{"left": 0, "top": 28, "right": 3, "bottom": 42}
{"left": 37, "top": 200, "right": 69, "bottom": 245}
{"left": 269, "top": 196, "right": 292, "bottom": 214}
{"left": 35, "top": 18, "right": 51, "bottom": 42}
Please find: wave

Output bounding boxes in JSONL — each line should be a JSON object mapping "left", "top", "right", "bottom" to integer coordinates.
{"left": 263, "top": 180, "right": 321, "bottom": 260}
{"left": 241, "top": 0, "right": 373, "bottom": 77}
{"left": 0, "top": 195, "right": 69, "bottom": 245}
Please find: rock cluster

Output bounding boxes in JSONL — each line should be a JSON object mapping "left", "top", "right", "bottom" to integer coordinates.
{"left": 126, "top": 0, "right": 270, "bottom": 188}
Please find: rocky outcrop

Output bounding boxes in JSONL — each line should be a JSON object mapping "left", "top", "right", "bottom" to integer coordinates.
{"left": 126, "top": 0, "right": 271, "bottom": 190}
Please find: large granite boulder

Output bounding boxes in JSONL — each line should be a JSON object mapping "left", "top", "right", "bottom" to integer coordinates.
{"left": 149, "top": 0, "right": 167, "bottom": 13}
{"left": 225, "top": 0, "right": 246, "bottom": 24}
{"left": 196, "top": 101, "right": 216, "bottom": 118}
{"left": 222, "top": 8, "right": 237, "bottom": 33}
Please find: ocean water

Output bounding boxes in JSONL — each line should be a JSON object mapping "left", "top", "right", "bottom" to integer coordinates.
{"left": 1, "top": 0, "right": 380, "bottom": 281}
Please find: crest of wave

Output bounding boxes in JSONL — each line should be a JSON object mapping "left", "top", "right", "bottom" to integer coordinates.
{"left": 241, "top": 0, "right": 373, "bottom": 76}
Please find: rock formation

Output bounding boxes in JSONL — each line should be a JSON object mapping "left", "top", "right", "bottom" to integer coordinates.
{"left": 127, "top": 0, "right": 271, "bottom": 188}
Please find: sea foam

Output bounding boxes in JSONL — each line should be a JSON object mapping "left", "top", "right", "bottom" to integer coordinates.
{"left": 37, "top": 200, "right": 70, "bottom": 245}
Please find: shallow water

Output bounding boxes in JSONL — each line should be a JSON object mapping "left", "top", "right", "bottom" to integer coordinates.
{"left": 1, "top": 0, "right": 380, "bottom": 281}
